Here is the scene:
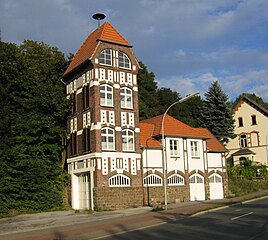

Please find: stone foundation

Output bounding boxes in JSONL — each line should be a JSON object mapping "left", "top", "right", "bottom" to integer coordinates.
{"left": 143, "top": 186, "right": 190, "bottom": 207}
{"left": 93, "top": 187, "right": 144, "bottom": 210}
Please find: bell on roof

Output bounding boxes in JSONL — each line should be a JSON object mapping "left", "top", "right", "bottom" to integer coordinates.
{"left": 92, "top": 13, "right": 106, "bottom": 28}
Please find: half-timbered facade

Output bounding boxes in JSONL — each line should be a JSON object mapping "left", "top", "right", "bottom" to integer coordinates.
{"left": 140, "top": 115, "right": 228, "bottom": 204}
{"left": 64, "top": 22, "right": 142, "bottom": 210}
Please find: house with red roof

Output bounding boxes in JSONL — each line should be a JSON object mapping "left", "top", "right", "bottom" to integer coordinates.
{"left": 64, "top": 20, "right": 228, "bottom": 211}
{"left": 140, "top": 114, "right": 228, "bottom": 204}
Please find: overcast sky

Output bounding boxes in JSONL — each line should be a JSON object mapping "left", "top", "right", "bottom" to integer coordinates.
{"left": 1, "top": 0, "right": 268, "bottom": 101}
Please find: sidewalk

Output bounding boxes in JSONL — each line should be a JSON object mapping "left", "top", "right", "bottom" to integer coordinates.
{"left": 1, "top": 190, "right": 267, "bottom": 240}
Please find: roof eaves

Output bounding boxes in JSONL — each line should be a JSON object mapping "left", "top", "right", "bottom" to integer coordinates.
{"left": 243, "top": 96, "right": 268, "bottom": 117}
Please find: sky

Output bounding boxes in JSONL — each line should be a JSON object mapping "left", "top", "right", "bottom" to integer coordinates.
{"left": 1, "top": 0, "right": 268, "bottom": 101}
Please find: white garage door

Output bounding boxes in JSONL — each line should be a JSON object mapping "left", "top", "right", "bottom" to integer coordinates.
{"left": 189, "top": 174, "right": 205, "bottom": 201}
{"left": 209, "top": 174, "right": 224, "bottom": 200}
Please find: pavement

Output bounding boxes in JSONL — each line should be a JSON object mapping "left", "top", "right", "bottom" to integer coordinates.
{"left": 0, "top": 190, "right": 268, "bottom": 240}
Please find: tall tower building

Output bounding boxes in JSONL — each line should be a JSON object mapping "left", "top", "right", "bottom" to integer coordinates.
{"left": 63, "top": 21, "right": 142, "bottom": 210}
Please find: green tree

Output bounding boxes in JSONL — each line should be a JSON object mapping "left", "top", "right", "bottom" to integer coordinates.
{"left": 138, "top": 62, "right": 160, "bottom": 120}
{"left": 200, "top": 81, "right": 235, "bottom": 144}
{"left": 0, "top": 40, "right": 69, "bottom": 213}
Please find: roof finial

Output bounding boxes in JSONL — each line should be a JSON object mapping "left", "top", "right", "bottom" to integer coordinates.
{"left": 92, "top": 13, "right": 106, "bottom": 28}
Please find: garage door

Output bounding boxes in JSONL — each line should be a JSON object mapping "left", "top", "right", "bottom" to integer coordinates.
{"left": 209, "top": 174, "right": 224, "bottom": 200}
{"left": 189, "top": 174, "right": 205, "bottom": 201}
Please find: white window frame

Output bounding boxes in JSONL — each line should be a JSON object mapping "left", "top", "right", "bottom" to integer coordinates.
{"left": 120, "top": 87, "right": 133, "bottom": 109}
{"left": 109, "top": 174, "right": 130, "bottom": 187}
{"left": 99, "top": 49, "right": 112, "bottom": 66}
{"left": 168, "top": 174, "right": 185, "bottom": 186}
{"left": 119, "top": 51, "right": 131, "bottom": 69}
{"left": 122, "top": 129, "right": 135, "bottom": 151}
{"left": 190, "top": 141, "right": 199, "bottom": 157}
{"left": 143, "top": 174, "right": 162, "bottom": 187}
{"left": 240, "top": 134, "right": 248, "bottom": 148}
{"left": 101, "top": 127, "right": 115, "bottom": 150}
{"left": 100, "top": 84, "right": 113, "bottom": 107}
{"left": 169, "top": 139, "right": 179, "bottom": 156}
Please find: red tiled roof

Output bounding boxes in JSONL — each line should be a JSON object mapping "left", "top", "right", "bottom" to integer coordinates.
{"left": 140, "top": 114, "right": 227, "bottom": 152}
{"left": 198, "top": 128, "right": 227, "bottom": 152}
{"left": 141, "top": 114, "right": 206, "bottom": 137}
{"left": 140, "top": 123, "right": 161, "bottom": 148}
{"left": 64, "top": 22, "right": 130, "bottom": 76}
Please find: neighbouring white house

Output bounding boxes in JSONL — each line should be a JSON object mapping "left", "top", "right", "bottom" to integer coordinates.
{"left": 140, "top": 114, "right": 228, "bottom": 204}
{"left": 227, "top": 96, "right": 268, "bottom": 166}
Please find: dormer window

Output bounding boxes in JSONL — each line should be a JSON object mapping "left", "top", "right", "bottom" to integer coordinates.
{"left": 119, "top": 51, "right": 131, "bottom": 69}
{"left": 99, "top": 49, "right": 112, "bottom": 66}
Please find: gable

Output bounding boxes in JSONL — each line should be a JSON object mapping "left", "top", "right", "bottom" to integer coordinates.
{"left": 64, "top": 22, "right": 133, "bottom": 76}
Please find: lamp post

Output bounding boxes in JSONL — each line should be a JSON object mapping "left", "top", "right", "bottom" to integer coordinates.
{"left": 161, "top": 91, "right": 200, "bottom": 210}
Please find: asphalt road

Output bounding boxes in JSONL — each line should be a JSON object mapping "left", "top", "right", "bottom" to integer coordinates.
{"left": 99, "top": 197, "right": 268, "bottom": 240}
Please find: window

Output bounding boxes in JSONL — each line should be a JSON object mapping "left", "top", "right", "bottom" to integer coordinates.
{"left": 122, "top": 129, "right": 134, "bottom": 151}
{"left": 190, "top": 141, "right": 199, "bottom": 157}
{"left": 168, "top": 174, "right": 184, "bottom": 186}
{"left": 116, "top": 158, "right": 123, "bottom": 169}
{"left": 120, "top": 87, "right": 133, "bottom": 108}
{"left": 82, "top": 128, "right": 90, "bottom": 153}
{"left": 251, "top": 115, "right": 257, "bottom": 125}
{"left": 82, "top": 86, "right": 90, "bottom": 110}
{"left": 240, "top": 134, "right": 248, "bottom": 148}
{"left": 238, "top": 117, "right": 243, "bottom": 127}
{"left": 119, "top": 51, "right": 131, "bottom": 69}
{"left": 209, "top": 174, "right": 222, "bottom": 183}
{"left": 71, "top": 93, "right": 77, "bottom": 114}
{"left": 101, "top": 127, "right": 115, "bottom": 150}
{"left": 109, "top": 174, "right": 130, "bottom": 187}
{"left": 170, "top": 140, "right": 179, "bottom": 156}
{"left": 70, "top": 133, "right": 77, "bottom": 156}
{"left": 143, "top": 174, "right": 162, "bottom": 187}
{"left": 99, "top": 49, "right": 112, "bottom": 65}
{"left": 189, "top": 175, "right": 203, "bottom": 183}
{"left": 100, "top": 84, "right": 113, "bottom": 106}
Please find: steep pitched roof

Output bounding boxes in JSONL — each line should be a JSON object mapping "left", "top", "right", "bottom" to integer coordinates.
{"left": 64, "top": 22, "right": 130, "bottom": 76}
{"left": 234, "top": 96, "right": 268, "bottom": 118}
{"left": 140, "top": 114, "right": 227, "bottom": 152}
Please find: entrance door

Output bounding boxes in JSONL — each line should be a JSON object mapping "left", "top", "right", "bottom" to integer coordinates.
{"left": 189, "top": 174, "right": 205, "bottom": 201}
{"left": 209, "top": 174, "right": 224, "bottom": 200}
{"left": 78, "top": 172, "right": 91, "bottom": 209}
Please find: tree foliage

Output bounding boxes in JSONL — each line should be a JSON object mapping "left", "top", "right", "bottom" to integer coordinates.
{"left": 0, "top": 41, "right": 69, "bottom": 213}
{"left": 137, "top": 62, "right": 202, "bottom": 126}
{"left": 200, "top": 81, "right": 235, "bottom": 144}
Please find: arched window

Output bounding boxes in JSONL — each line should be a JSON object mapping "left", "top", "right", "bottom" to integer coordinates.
{"left": 99, "top": 49, "right": 112, "bottom": 65}
{"left": 109, "top": 174, "right": 130, "bottom": 187}
{"left": 143, "top": 174, "right": 162, "bottom": 187}
{"left": 168, "top": 174, "right": 185, "bottom": 186}
{"left": 100, "top": 84, "right": 113, "bottom": 106}
{"left": 120, "top": 87, "right": 133, "bottom": 108}
{"left": 122, "top": 129, "right": 134, "bottom": 151}
{"left": 119, "top": 51, "right": 131, "bottom": 69}
{"left": 101, "top": 127, "right": 115, "bottom": 150}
